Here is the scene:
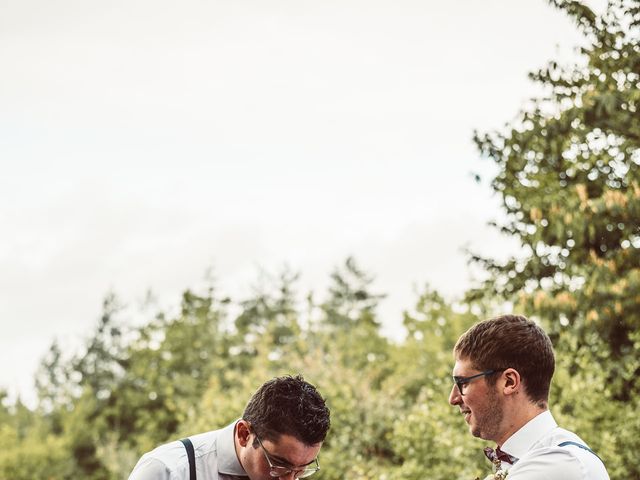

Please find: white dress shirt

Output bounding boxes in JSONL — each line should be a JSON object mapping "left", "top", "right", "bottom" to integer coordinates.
{"left": 128, "top": 421, "right": 248, "bottom": 480}
{"left": 498, "top": 411, "right": 609, "bottom": 480}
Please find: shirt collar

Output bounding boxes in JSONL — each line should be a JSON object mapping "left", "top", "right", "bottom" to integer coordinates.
{"left": 217, "top": 420, "right": 247, "bottom": 476}
{"left": 500, "top": 410, "right": 557, "bottom": 460}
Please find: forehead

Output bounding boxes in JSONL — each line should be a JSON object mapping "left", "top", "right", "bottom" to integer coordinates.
{"left": 264, "top": 434, "right": 321, "bottom": 467}
{"left": 452, "top": 357, "right": 475, "bottom": 376}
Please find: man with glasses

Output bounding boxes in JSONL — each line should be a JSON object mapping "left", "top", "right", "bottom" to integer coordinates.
{"left": 449, "top": 315, "right": 609, "bottom": 479}
{"left": 129, "top": 375, "right": 330, "bottom": 480}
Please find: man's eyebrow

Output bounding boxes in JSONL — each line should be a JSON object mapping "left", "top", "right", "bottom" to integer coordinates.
{"left": 270, "top": 454, "right": 291, "bottom": 466}
{"left": 271, "top": 454, "right": 315, "bottom": 468}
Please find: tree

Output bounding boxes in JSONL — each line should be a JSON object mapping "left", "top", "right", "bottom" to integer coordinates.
{"left": 320, "top": 256, "right": 386, "bottom": 330}
{"left": 105, "top": 287, "right": 230, "bottom": 455}
{"left": 233, "top": 267, "right": 304, "bottom": 362}
{"left": 469, "top": 1, "right": 639, "bottom": 478}
{"left": 33, "top": 293, "right": 128, "bottom": 479}
{"left": 0, "top": 391, "right": 73, "bottom": 479}
{"left": 314, "top": 257, "right": 391, "bottom": 379}
{"left": 383, "top": 288, "right": 488, "bottom": 480}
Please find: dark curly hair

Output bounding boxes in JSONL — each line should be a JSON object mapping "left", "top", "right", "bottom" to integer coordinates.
{"left": 242, "top": 374, "right": 330, "bottom": 445}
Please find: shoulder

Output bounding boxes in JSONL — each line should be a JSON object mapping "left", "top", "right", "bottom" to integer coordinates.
{"left": 129, "top": 430, "right": 221, "bottom": 480}
{"left": 509, "top": 433, "right": 609, "bottom": 480}
{"left": 509, "top": 447, "right": 584, "bottom": 479}
{"left": 128, "top": 455, "right": 175, "bottom": 480}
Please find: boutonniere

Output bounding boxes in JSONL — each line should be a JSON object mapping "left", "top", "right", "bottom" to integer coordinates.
{"left": 474, "top": 457, "right": 508, "bottom": 480}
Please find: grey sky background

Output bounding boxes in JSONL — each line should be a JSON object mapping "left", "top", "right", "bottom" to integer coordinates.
{"left": 0, "top": 0, "right": 605, "bottom": 406}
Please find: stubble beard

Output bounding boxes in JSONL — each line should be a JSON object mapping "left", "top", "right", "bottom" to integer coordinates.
{"left": 470, "top": 388, "right": 504, "bottom": 441}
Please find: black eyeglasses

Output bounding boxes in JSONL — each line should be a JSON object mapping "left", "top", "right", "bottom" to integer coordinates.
{"left": 255, "top": 435, "right": 320, "bottom": 479}
{"left": 452, "top": 369, "right": 506, "bottom": 396}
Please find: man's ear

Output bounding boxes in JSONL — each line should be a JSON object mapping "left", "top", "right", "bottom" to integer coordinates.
{"left": 236, "top": 420, "right": 251, "bottom": 447}
{"left": 502, "top": 368, "right": 521, "bottom": 396}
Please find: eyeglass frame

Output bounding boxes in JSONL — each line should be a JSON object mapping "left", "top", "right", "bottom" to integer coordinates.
{"left": 452, "top": 369, "right": 506, "bottom": 396}
{"left": 254, "top": 434, "right": 320, "bottom": 478}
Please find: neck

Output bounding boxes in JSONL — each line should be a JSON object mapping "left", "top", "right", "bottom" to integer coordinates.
{"left": 496, "top": 402, "right": 547, "bottom": 446}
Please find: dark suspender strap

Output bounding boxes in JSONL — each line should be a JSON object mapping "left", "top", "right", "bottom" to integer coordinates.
{"left": 179, "top": 438, "right": 196, "bottom": 480}
{"left": 558, "top": 441, "right": 604, "bottom": 463}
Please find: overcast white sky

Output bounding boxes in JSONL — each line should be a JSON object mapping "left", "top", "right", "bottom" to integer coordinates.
{"left": 0, "top": 0, "right": 605, "bottom": 406}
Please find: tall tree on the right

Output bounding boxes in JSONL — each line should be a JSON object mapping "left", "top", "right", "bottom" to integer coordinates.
{"left": 469, "top": 1, "right": 639, "bottom": 478}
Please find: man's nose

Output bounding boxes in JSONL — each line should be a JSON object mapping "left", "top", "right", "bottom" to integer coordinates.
{"left": 449, "top": 383, "right": 461, "bottom": 405}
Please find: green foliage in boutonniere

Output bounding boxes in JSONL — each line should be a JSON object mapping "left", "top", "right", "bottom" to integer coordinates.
{"left": 474, "top": 457, "right": 509, "bottom": 480}
{"left": 491, "top": 455, "right": 509, "bottom": 479}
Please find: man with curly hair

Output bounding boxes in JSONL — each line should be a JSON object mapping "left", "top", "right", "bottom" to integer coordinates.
{"left": 129, "top": 375, "right": 330, "bottom": 480}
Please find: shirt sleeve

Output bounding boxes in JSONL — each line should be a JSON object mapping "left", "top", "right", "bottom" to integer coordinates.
{"left": 128, "top": 456, "right": 174, "bottom": 480}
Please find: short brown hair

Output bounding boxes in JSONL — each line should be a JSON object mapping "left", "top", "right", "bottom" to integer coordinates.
{"left": 454, "top": 315, "right": 555, "bottom": 403}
